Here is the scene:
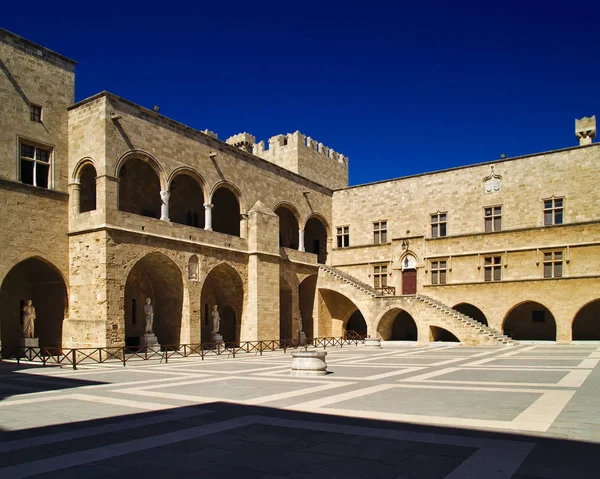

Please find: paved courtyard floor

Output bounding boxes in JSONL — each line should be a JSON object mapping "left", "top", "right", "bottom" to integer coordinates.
{"left": 1, "top": 343, "right": 600, "bottom": 478}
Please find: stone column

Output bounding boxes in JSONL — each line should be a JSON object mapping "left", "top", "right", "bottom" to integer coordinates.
{"left": 68, "top": 181, "right": 81, "bottom": 216}
{"left": 326, "top": 237, "right": 333, "bottom": 265}
{"left": 298, "top": 229, "right": 305, "bottom": 252}
{"left": 240, "top": 213, "right": 249, "bottom": 239}
{"left": 204, "top": 203, "right": 213, "bottom": 231}
{"left": 160, "top": 190, "right": 170, "bottom": 221}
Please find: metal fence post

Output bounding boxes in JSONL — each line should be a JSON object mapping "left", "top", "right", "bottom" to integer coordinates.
{"left": 72, "top": 349, "right": 77, "bottom": 370}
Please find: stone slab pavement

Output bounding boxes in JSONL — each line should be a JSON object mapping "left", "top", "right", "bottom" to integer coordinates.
{"left": 1, "top": 343, "right": 600, "bottom": 478}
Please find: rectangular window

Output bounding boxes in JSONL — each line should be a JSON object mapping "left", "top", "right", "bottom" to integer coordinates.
{"left": 543, "top": 198, "right": 564, "bottom": 225}
{"left": 543, "top": 251, "right": 563, "bottom": 278}
{"left": 431, "top": 260, "right": 447, "bottom": 285}
{"left": 336, "top": 226, "right": 350, "bottom": 248}
{"left": 373, "top": 264, "right": 388, "bottom": 289}
{"left": 483, "top": 256, "right": 502, "bottom": 281}
{"left": 430, "top": 213, "right": 447, "bottom": 237}
{"left": 484, "top": 206, "right": 502, "bottom": 232}
{"left": 373, "top": 221, "right": 387, "bottom": 244}
{"left": 20, "top": 141, "right": 51, "bottom": 188}
{"left": 30, "top": 104, "right": 42, "bottom": 123}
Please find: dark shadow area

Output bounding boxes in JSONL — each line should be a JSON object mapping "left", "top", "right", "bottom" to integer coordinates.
{"left": 572, "top": 299, "right": 600, "bottom": 340}
{"left": 453, "top": 302, "right": 488, "bottom": 326}
{"left": 0, "top": 399, "right": 599, "bottom": 478}
{"left": 504, "top": 301, "right": 557, "bottom": 341}
{"left": 377, "top": 308, "right": 418, "bottom": 341}
{"left": 430, "top": 326, "right": 460, "bottom": 342}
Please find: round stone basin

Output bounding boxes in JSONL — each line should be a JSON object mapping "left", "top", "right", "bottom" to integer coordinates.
{"left": 291, "top": 350, "right": 328, "bottom": 376}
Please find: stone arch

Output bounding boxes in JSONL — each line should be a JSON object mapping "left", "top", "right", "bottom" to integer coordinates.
{"left": 168, "top": 169, "right": 206, "bottom": 228}
{"left": 572, "top": 299, "right": 600, "bottom": 340}
{"left": 346, "top": 310, "right": 367, "bottom": 336}
{"left": 117, "top": 152, "right": 165, "bottom": 218}
{"left": 274, "top": 203, "right": 300, "bottom": 249}
{"left": 430, "top": 326, "right": 460, "bottom": 342}
{"left": 210, "top": 182, "right": 244, "bottom": 237}
{"left": 453, "top": 303, "right": 488, "bottom": 326}
{"left": 200, "top": 263, "right": 244, "bottom": 344}
{"left": 72, "top": 157, "right": 98, "bottom": 181}
{"left": 0, "top": 257, "right": 68, "bottom": 354}
{"left": 503, "top": 301, "right": 556, "bottom": 341}
{"left": 304, "top": 214, "right": 329, "bottom": 264}
{"left": 124, "top": 252, "right": 184, "bottom": 348}
{"left": 317, "top": 288, "right": 366, "bottom": 337}
{"left": 299, "top": 274, "right": 317, "bottom": 339}
{"left": 377, "top": 308, "right": 418, "bottom": 341}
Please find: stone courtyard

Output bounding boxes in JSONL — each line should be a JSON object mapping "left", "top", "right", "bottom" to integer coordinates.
{"left": 1, "top": 343, "right": 600, "bottom": 478}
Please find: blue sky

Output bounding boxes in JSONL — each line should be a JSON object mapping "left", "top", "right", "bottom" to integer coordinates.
{"left": 3, "top": 1, "right": 599, "bottom": 185}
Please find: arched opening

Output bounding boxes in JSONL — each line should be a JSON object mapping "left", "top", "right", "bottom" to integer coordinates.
{"left": 503, "top": 301, "right": 556, "bottom": 341}
{"left": 377, "top": 308, "right": 417, "bottom": 341}
{"left": 200, "top": 263, "right": 244, "bottom": 344}
{"left": 124, "top": 253, "right": 183, "bottom": 348}
{"left": 430, "top": 326, "right": 460, "bottom": 342}
{"left": 305, "top": 216, "right": 327, "bottom": 264}
{"left": 572, "top": 300, "right": 600, "bottom": 340}
{"left": 280, "top": 276, "right": 293, "bottom": 340}
{"left": 299, "top": 275, "right": 317, "bottom": 339}
{"left": 118, "top": 158, "right": 161, "bottom": 218}
{"left": 275, "top": 206, "right": 299, "bottom": 249}
{"left": 79, "top": 164, "right": 97, "bottom": 213}
{"left": 346, "top": 311, "right": 367, "bottom": 337}
{"left": 453, "top": 303, "right": 488, "bottom": 326}
{"left": 169, "top": 174, "right": 205, "bottom": 228}
{"left": 318, "top": 288, "right": 364, "bottom": 337}
{"left": 0, "top": 258, "right": 67, "bottom": 355}
{"left": 212, "top": 187, "right": 240, "bottom": 236}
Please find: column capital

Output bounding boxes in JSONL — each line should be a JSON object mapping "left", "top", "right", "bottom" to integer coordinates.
{"left": 203, "top": 203, "right": 214, "bottom": 209}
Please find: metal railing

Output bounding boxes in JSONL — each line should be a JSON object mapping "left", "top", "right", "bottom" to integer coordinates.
{"left": 2, "top": 335, "right": 366, "bottom": 370}
{"left": 375, "top": 286, "right": 396, "bottom": 295}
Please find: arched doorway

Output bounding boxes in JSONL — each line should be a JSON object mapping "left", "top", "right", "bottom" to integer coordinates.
{"left": 453, "top": 303, "right": 488, "bottom": 326}
{"left": 79, "top": 164, "right": 97, "bottom": 213}
{"left": 503, "top": 301, "right": 556, "bottom": 341}
{"left": 430, "top": 326, "right": 460, "bottom": 342}
{"left": 118, "top": 158, "right": 161, "bottom": 218}
{"left": 212, "top": 186, "right": 241, "bottom": 236}
{"left": 200, "top": 263, "right": 244, "bottom": 344}
{"left": 169, "top": 173, "right": 205, "bottom": 228}
{"left": 305, "top": 216, "right": 327, "bottom": 264}
{"left": 0, "top": 258, "right": 67, "bottom": 355}
{"left": 280, "top": 276, "right": 293, "bottom": 340}
{"left": 572, "top": 300, "right": 600, "bottom": 340}
{"left": 299, "top": 275, "right": 317, "bottom": 339}
{"left": 275, "top": 206, "right": 299, "bottom": 249}
{"left": 346, "top": 311, "right": 367, "bottom": 337}
{"left": 377, "top": 308, "right": 417, "bottom": 341}
{"left": 401, "top": 254, "right": 417, "bottom": 295}
{"left": 124, "top": 253, "right": 183, "bottom": 347}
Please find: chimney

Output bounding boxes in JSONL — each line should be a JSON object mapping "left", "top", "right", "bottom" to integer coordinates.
{"left": 226, "top": 132, "right": 256, "bottom": 153}
{"left": 575, "top": 115, "right": 596, "bottom": 145}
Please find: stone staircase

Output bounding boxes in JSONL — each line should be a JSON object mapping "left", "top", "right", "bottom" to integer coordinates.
{"left": 319, "top": 265, "right": 516, "bottom": 346}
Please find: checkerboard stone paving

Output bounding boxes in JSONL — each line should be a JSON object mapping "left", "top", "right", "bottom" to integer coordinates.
{"left": 1, "top": 344, "right": 600, "bottom": 478}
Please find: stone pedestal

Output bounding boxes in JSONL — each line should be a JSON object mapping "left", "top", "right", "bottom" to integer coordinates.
{"left": 213, "top": 333, "right": 224, "bottom": 344}
{"left": 291, "top": 350, "right": 327, "bottom": 376}
{"left": 140, "top": 334, "right": 159, "bottom": 351}
{"left": 298, "top": 331, "right": 307, "bottom": 346}
{"left": 19, "top": 338, "right": 40, "bottom": 360}
{"left": 365, "top": 337, "right": 382, "bottom": 349}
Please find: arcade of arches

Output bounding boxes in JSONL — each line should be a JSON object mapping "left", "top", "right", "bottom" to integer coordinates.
{"left": 0, "top": 258, "right": 67, "bottom": 355}
{"left": 275, "top": 206, "right": 299, "bottom": 250}
{"left": 169, "top": 174, "right": 205, "bottom": 228}
{"left": 124, "top": 253, "right": 183, "bottom": 347}
{"left": 503, "top": 301, "right": 556, "bottom": 341}
{"left": 304, "top": 217, "right": 327, "bottom": 264}
{"left": 212, "top": 188, "right": 240, "bottom": 236}
{"left": 118, "top": 158, "right": 161, "bottom": 218}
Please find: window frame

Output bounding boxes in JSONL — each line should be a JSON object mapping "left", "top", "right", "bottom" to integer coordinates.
{"left": 483, "top": 255, "right": 502, "bottom": 282}
{"left": 373, "top": 264, "right": 388, "bottom": 289}
{"left": 373, "top": 220, "right": 388, "bottom": 244}
{"left": 336, "top": 225, "right": 350, "bottom": 248}
{"left": 18, "top": 139, "right": 53, "bottom": 189}
{"left": 484, "top": 205, "right": 502, "bottom": 232}
{"left": 542, "top": 250, "right": 563, "bottom": 278}
{"left": 430, "top": 212, "right": 447, "bottom": 238}
{"left": 29, "top": 104, "right": 43, "bottom": 123}
{"left": 543, "top": 197, "right": 564, "bottom": 226}
{"left": 430, "top": 259, "right": 447, "bottom": 285}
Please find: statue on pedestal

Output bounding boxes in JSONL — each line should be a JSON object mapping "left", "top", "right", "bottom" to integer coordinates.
{"left": 211, "top": 305, "right": 220, "bottom": 335}
{"left": 22, "top": 300, "right": 36, "bottom": 338}
{"left": 144, "top": 298, "right": 154, "bottom": 334}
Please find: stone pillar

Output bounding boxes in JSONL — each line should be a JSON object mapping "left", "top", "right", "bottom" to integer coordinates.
{"left": 204, "top": 203, "right": 213, "bottom": 231}
{"left": 160, "top": 190, "right": 170, "bottom": 221}
{"left": 298, "top": 229, "right": 305, "bottom": 252}
{"left": 68, "top": 181, "right": 81, "bottom": 216}
{"left": 240, "top": 213, "right": 249, "bottom": 239}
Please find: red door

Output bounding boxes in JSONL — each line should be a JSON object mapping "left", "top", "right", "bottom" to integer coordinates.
{"left": 402, "top": 269, "right": 417, "bottom": 295}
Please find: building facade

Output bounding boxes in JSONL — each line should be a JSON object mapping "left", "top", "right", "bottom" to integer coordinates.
{"left": 1, "top": 28, "right": 598, "bottom": 353}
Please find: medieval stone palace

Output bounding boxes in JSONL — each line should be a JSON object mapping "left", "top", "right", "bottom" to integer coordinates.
{"left": 1, "top": 27, "right": 599, "bottom": 353}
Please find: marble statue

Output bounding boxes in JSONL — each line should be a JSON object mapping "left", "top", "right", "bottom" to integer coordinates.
{"left": 211, "top": 305, "right": 220, "bottom": 335}
{"left": 144, "top": 298, "right": 154, "bottom": 334}
{"left": 22, "top": 300, "right": 36, "bottom": 338}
